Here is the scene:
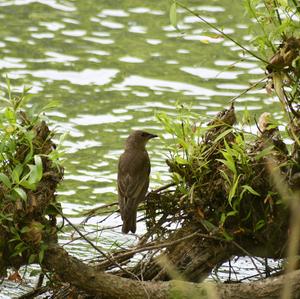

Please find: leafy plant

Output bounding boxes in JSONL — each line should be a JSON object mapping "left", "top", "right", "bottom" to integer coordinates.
{"left": 0, "top": 79, "right": 64, "bottom": 265}
{"left": 157, "top": 0, "right": 300, "bottom": 240}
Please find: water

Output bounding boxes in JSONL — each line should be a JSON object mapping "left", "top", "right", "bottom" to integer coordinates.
{"left": 0, "top": 0, "right": 281, "bottom": 296}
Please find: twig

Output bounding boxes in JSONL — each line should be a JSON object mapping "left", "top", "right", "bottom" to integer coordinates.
{"left": 55, "top": 207, "right": 138, "bottom": 279}
{"left": 147, "top": 182, "right": 176, "bottom": 194}
{"left": 82, "top": 183, "right": 175, "bottom": 224}
{"left": 229, "top": 76, "right": 268, "bottom": 103}
{"left": 97, "top": 230, "right": 200, "bottom": 269}
{"left": 138, "top": 213, "right": 169, "bottom": 245}
{"left": 16, "top": 286, "right": 49, "bottom": 299}
{"left": 291, "top": 0, "right": 300, "bottom": 15}
{"left": 231, "top": 240, "right": 265, "bottom": 279}
{"left": 87, "top": 201, "right": 118, "bottom": 212}
{"left": 175, "top": 1, "right": 269, "bottom": 64}
{"left": 273, "top": 0, "right": 282, "bottom": 26}
{"left": 81, "top": 202, "right": 119, "bottom": 223}
{"left": 193, "top": 233, "right": 265, "bottom": 278}
{"left": 139, "top": 249, "right": 161, "bottom": 280}
{"left": 60, "top": 214, "right": 152, "bottom": 299}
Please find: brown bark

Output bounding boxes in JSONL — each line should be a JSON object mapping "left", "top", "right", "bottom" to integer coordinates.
{"left": 125, "top": 219, "right": 287, "bottom": 282}
{"left": 44, "top": 244, "right": 169, "bottom": 299}
{"left": 44, "top": 243, "right": 300, "bottom": 299}
{"left": 129, "top": 225, "right": 235, "bottom": 282}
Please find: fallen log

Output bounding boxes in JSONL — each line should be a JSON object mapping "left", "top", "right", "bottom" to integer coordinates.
{"left": 42, "top": 243, "right": 300, "bottom": 299}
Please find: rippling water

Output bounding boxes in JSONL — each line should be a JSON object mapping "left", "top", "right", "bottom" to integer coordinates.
{"left": 0, "top": 0, "right": 281, "bottom": 296}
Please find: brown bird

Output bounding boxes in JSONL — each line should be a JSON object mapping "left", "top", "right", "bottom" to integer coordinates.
{"left": 118, "top": 130, "right": 157, "bottom": 234}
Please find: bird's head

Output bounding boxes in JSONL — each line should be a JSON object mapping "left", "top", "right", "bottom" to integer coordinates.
{"left": 125, "top": 130, "right": 157, "bottom": 149}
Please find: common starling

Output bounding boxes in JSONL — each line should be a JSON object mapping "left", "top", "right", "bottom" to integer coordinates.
{"left": 117, "top": 130, "right": 157, "bottom": 233}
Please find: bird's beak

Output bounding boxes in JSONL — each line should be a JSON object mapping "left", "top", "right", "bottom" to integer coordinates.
{"left": 148, "top": 133, "right": 158, "bottom": 139}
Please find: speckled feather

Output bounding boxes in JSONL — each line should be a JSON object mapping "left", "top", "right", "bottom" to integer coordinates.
{"left": 117, "top": 131, "right": 156, "bottom": 233}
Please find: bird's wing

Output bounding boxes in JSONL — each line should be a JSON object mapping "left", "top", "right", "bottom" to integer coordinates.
{"left": 118, "top": 151, "right": 150, "bottom": 211}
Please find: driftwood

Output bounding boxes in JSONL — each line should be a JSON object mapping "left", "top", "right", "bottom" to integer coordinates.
{"left": 41, "top": 243, "right": 300, "bottom": 299}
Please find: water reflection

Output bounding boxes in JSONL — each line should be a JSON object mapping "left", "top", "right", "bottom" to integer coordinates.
{"left": 181, "top": 66, "right": 243, "bottom": 79}
{"left": 0, "top": 0, "right": 76, "bottom": 11}
{"left": 70, "top": 113, "right": 132, "bottom": 125}
{"left": 14, "top": 69, "right": 119, "bottom": 85}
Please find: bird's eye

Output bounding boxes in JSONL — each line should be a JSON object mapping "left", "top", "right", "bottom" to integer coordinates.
{"left": 141, "top": 132, "right": 148, "bottom": 137}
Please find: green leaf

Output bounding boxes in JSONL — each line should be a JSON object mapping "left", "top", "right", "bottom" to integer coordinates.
{"left": 34, "top": 155, "right": 43, "bottom": 182}
{"left": 242, "top": 209, "right": 252, "bottom": 221}
{"left": 235, "top": 134, "right": 245, "bottom": 147}
{"left": 213, "top": 128, "right": 233, "bottom": 143}
{"left": 39, "top": 251, "right": 44, "bottom": 263}
{"left": 172, "top": 172, "right": 181, "bottom": 184}
{"left": 227, "top": 210, "right": 238, "bottom": 217}
{"left": 39, "top": 100, "right": 60, "bottom": 112}
{"left": 23, "top": 132, "right": 35, "bottom": 164}
{"left": 219, "top": 169, "right": 231, "bottom": 184}
{"left": 9, "top": 226, "right": 19, "bottom": 235}
{"left": 175, "top": 156, "right": 188, "bottom": 165}
{"left": 254, "top": 219, "right": 265, "bottom": 232}
{"left": 25, "top": 155, "right": 43, "bottom": 186}
{"left": 14, "top": 187, "right": 27, "bottom": 201}
{"left": 12, "top": 242, "right": 27, "bottom": 256}
{"left": 12, "top": 164, "right": 23, "bottom": 184}
{"left": 217, "top": 158, "right": 236, "bottom": 175}
{"left": 39, "top": 244, "right": 47, "bottom": 263}
{"left": 4, "top": 107, "right": 16, "bottom": 124}
{"left": 27, "top": 165, "right": 38, "bottom": 184}
{"left": 242, "top": 106, "right": 250, "bottom": 125}
{"left": 22, "top": 85, "right": 32, "bottom": 95}
{"left": 221, "top": 210, "right": 238, "bottom": 226}
{"left": 20, "top": 226, "right": 31, "bottom": 233}
{"left": 221, "top": 230, "right": 233, "bottom": 241}
{"left": 228, "top": 175, "right": 241, "bottom": 206}
{"left": 0, "top": 173, "right": 12, "bottom": 188}
{"left": 169, "top": 2, "right": 178, "bottom": 29}
{"left": 178, "top": 138, "right": 190, "bottom": 150}
{"left": 19, "top": 180, "right": 36, "bottom": 190}
{"left": 200, "top": 219, "right": 217, "bottom": 232}
{"left": 220, "top": 212, "right": 226, "bottom": 225}
{"left": 28, "top": 254, "right": 37, "bottom": 264}
{"left": 273, "top": 73, "right": 285, "bottom": 103}
{"left": 255, "top": 145, "right": 274, "bottom": 160}
{"left": 242, "top": 185, "right": 260, "bottom": 196}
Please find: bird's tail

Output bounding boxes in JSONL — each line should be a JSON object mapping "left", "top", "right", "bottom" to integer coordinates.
{"left": 122, "top": 207, "right": 137, "bottom": 234}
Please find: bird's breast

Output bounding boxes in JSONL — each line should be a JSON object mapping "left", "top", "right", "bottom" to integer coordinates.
{"left": 118, "top": 149, "right": 150, "bottom": 175}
